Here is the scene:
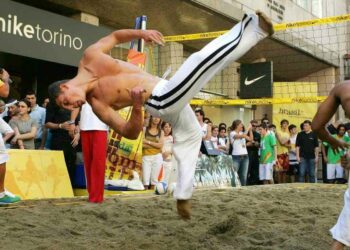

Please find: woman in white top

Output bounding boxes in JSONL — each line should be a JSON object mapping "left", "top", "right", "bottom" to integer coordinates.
{"left": 229, "top": 120, "right": 253, "bottom": 186}
{"left": 161, "top": 122, "right": 174, "bottom": 184}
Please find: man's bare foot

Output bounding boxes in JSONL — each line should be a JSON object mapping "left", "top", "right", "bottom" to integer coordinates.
{"left": 331, "top": 240, "right": 345, "bottom": 250}
{"left": 177, "top": 200, "right": 191, "bottom": 220}
{"left": 256, "top": 10, "right": 274, "bottom": 36}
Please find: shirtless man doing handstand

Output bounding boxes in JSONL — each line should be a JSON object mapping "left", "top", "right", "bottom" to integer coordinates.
{"left": 49, "top": 11, "right": 274, "bottom": 219}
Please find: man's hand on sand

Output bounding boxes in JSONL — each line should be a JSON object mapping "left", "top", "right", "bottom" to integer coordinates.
{"left": 141, "top": 30, "right": 165, "bottom": 46}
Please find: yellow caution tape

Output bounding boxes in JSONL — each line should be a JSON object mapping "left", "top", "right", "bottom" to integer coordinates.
{"left": 190, "top": 96, "right": 327, "bottom": 106}
{"left": 164, "top": 14, "right": 350, "bottom": 42}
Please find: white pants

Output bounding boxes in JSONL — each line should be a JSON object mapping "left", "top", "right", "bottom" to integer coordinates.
{"left": 163, "top": 160, "right": 175, "bottom": 184}
{"left": 259, "top": 163, "right": 273, "bottom": 180}
{"left": 145, "top": 13, "right": 268, "bottom": 200}
{"left": 327, "top": 163, "right": 344, "bottom": 179}
{"left": 142, "top": 153, "right": 163, "bottom": 186}
{"left": 330, "top": 178, "right": 350, "bottom": 246}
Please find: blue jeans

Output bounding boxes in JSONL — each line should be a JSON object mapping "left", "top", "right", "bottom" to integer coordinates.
{"left": 299, "top": 157, "right": 316, "bottom": 183}
{"left": 232, "top": 155, "right": 249, "bottom": 186}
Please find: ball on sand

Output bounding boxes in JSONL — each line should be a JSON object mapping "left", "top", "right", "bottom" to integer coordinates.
{"left": 155, "top": 182, "right": 167, "bottom": 195}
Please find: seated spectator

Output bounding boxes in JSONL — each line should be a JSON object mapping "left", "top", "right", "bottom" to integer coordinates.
{"left": 9, "top": 100, "right": 37, "bottom": 149}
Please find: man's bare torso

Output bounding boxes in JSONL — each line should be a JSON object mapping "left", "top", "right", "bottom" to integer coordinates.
{"left": 76, "top": 51, "right": 160, "bottom": 110}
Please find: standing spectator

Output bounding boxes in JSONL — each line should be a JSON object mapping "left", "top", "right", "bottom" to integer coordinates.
{"left": 276, "top": 119, "right": 290, "bottom": 183}
{"left": 80, "top": 103, "right": 108, "bottom": 203}
{"left": 261, "top": 114, "right": 269, "bottom": 125}
{"left": 296, "top": 120, "right": 319, "bottom": 183}
{"left": 45, "top": 102, "right": 80, "bottom": 186}
{"left": 218, "top": 127, "right": 229, "bottom": 154}
{"left": 42, "top": 98, "right": 50, "bottom": 108}
{"left": 26, "top": 91, "right": 47, "bottom": 149}
{"left": 259, "top": 123, "right": 277, "bottom": 184}
{"left": 230, "top": 120, "right": 253, "bottom": 186}
{"left": 0, "top": 68, "right": 21, "bottom": 204}
{"left": 9, "top": 100, "right": 37, "bottom": 149}
{"left": 142, "top": 116, "right": 164, "bottom": 190}
{"left": 211, "top": 125, "right": 219, "bottom": 149}
{"left": 219, "top": 123, "right": 227, "bottom": 131}
{"left": 195, "top": 109, "right": 211, "bottom": 155}
{"left": 287, "top": 124, "right": 299, "bottom": 182}
{"left": 161, "top": 122, "right": 174, "bottom": 184}
{"left": 322, "top": 124, "right": 349, "bottom": 184}
{"left": 247, "top": 120, "right": 261, "bottom": 185}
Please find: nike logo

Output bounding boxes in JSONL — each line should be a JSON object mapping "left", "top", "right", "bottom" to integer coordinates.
{"left": 244, "top": 75, "right": 266, "bottom": 85}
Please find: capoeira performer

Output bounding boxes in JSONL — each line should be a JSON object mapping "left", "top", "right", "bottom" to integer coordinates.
{"left": 312, "top": 82, "right": 350, "bottom": 249}
{"left": 49, "top": 11, "right": 274, "bottom": 219}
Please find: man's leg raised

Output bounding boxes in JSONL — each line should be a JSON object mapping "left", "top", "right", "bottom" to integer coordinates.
{"left": 146, "top": 11, "right": 273, "bottom": 114}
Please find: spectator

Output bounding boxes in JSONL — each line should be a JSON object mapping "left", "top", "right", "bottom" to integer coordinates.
{"left": 161, "top": 121, "right": 174, "bottom": 184}
{"left": 203, "top": 117, "right": 211, "bottom": 124}
{"left": 219, "top": 123, "right": 227, "bottom": 131}
{"left": 287, "top": 124, "right": 299, "bottom": 182}
{"left": 195, "top": 109, "right": 211, "bottom": 155}
{"left": 268, "top": 124, "right": 276, "bottom": 135}
{"left": 45, "top": 102, "right": 80, "bottom": 186}
{"left": 259, "top": 123, "right": 277, "bottom": 185}
{"left": 296, "top": 120, "right": 319, "bottom": 183}
{"left": 230, "top": 119, "right": 253, "bottom": 186}
{"left": 142, "top": 116, "right": 164, "bottom": 190}
{"left": 26, "top": 91, "right": 47, "bottom": 149}
{"left": 276, "top": 119, "right": 290, "bottom": 183}
{"left": 261, "top": 114, "right": 269, "bottom": 125}
{"left": 3, "top": 100, "right": 19, "bottom": 123}
{"left": 211, "top": 125, "right": 220, "bottom": 149}
{"left": 247, "top": 120, "right": 261, "bottom": 185}
{"left": 322, "top": 124, "right": 349, "bottom": 184}
{"left": 80, "top": 103, "right": 109, "bottom": 203}
{"left": 9, "top": 100, "right": 37, "bottom": 149}
{"left": 218, "top": 127, "right": 229, "bottom": 154}
{"left": 0, "top": 68, "right": 20, "bottom": 204}
{"left": 42, "top": 98, "right": 50, "bottom": 108}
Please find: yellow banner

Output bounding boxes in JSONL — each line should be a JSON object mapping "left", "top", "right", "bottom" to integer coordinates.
{"left": 273, "top": 82, "right": 318, "bottom": 129}
{"left": 5, "top": 150, "right": 74, "bottom": 200}
{"left": 164, "top": 14, "right": 350, "bottom": 42}
{"left": 190, "top": 96, "right": 326, "bottom": 106}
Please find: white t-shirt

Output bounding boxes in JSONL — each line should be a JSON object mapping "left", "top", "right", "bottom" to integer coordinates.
{"left": 0, "top": 118, "right": 13, "bottom": 154}
{"left": 162, "top": 135, "right": 174, "bottom": 161}
{"left": 230, "top": 131, "right": 248, "bottom": 155}
{"left": 200, "top": 123, "right": 208, "bottom": 138}
{"left": 289, "top": 134, "right": 297, "bottom": 161}
{"left": 80, "top": 103, "right": 109, "bottom": 131}
{"left": 211, "top": 136, "right": 219, "bottom": 149}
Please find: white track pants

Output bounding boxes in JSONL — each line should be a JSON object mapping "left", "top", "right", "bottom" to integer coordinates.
{"left": 330, "top": 178, "right": 350, "bottom": 246}
{"left": 145, "top": 13, "right": 268, "bottom": 200}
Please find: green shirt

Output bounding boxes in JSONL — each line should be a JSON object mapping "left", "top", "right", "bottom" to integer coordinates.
{"left": 260, "top": 133, "right": 276, "bottom": 164}
{"left": 323, "top": 135, "right": 350, "bottom": 164}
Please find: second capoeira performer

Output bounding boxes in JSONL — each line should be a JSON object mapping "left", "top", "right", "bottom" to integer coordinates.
{"left": 49, "top": 11, "right": 274, "bottom": 219}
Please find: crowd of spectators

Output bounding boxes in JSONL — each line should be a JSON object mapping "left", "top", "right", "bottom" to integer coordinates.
{"left": 192, "top": 109, "right": 349, "bottom": 187}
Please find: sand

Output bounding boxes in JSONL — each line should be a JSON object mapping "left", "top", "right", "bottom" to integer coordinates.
{"left": 0, "top": 183, "right": 348, "bottom": 250}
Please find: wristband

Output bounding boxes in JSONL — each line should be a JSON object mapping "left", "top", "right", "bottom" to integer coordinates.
{"left": 58, "top": 123, "right": 62, "bottom": 129}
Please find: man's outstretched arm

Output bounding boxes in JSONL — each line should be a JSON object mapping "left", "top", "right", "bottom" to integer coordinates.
{"left": 312, "top": 85, "right": 347, "bottom": 150}
{"left": 90, "top": 87, "right": 145, "bottom": 140}
{"left": 85, "top": 29, "right": 164, "bottom": 54}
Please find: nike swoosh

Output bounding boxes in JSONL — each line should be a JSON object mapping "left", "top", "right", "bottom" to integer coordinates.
{"left": 244, "top": 75, "right": 266, "bottom": 86}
